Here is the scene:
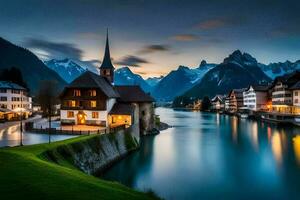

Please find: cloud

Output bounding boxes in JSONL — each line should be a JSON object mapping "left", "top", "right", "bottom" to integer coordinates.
{"left": 24, "top": 38, "right": 83, "bottom": 60}
{"left": 170, "top": 34, "right": 198, "bottom": 41}
{"left": 195, "top": 19, "right": 226, "bottom": 30}
{"left": 195, "top": 17, "right": 246, "bottom": 30}
{"left": 115, "top": 55, "right": 149, "bottom": 67}
{"left": 139, "top": 44, "right": 170, "bottom": 54}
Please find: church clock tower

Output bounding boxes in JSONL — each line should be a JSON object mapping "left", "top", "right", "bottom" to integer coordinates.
{"left": 100, "top": 29, "right": 115, "bottom": 84}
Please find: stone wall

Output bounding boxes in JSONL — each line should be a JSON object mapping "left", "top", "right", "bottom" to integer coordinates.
{"left": 139, "top": 103, "right": 155, "bottom": 135}
{"left": 44, "top": 124, "right": 140, "bottom": 175}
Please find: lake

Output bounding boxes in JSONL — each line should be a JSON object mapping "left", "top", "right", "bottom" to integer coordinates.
{"left": 102, "top": 107, "right": 300, "bottom": 200}
{"left": 0, "top": 124, "right": 76, "bottom": 147}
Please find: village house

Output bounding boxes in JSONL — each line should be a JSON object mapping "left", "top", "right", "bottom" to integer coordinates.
{"left": 269, "top": 71, "right": 300, "bottom": 114}
{"left": 0, "top": 81, "right": 32, "bottom": 121}
{"left": 211, "top": 95, "right": 225, "bottom": 111}
{"left": 243, "top": 85, "right": 270, "bottom": 111}
{"left": 60, "top": 32, "right": 155, "bottom": 134}
{"left": 227, "top": 88, "right": 246, "bottom": 113}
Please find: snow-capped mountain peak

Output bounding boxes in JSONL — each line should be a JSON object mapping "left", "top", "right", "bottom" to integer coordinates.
{"left": 44, "top": 58, "right": 86, "bottom": 83}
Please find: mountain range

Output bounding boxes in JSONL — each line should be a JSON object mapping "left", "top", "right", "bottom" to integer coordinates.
{"left": 173, "top": 50, "right": 272, "bottom": 106}
{"left": 1, "top": 37, "right": 299, "bottom": 102}
{"left": 151, "top": 61, "right": 216, "bottom": 101}
{"left": 0, "top": 37, "right": 67, "bottom": 95}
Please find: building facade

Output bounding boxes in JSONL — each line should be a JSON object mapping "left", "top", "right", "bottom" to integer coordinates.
{"left": 243, "top": 85, "right": 269, "bottom": 111}
{"left": 211, "top": 95, "right": 224, "bottom": 111}
{"left": 270, "top": 72, "right": 300, "bottom": 114}
{"left": 227, "top": 89, "right": 246, "bottom": 112}
{"left": 0, "top": 81, "right": 32, "bottom": 120}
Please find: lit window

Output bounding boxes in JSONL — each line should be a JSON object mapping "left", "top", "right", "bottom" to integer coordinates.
{"left": 296, "top": 91, "right": 299, "bottom": 96}
{"left": 73, "top": 89, "right": 81, "bottom": 96}
{"left": 104, "top": 70, "right": 110, "bottom": 75}
{"left": 90, "top": 101, "right": 97, "bottom": 107}
{"left": 89, "top": 90, "right": 96, "bottom": 96}
{"left": 68, "top": 100, "right": 76, "bottom": 107}
{"left": 92, "top": 112, "right": 99, "bottom": 118}
{"left": 67, "top": 111, "right": 74, "bottom": 118}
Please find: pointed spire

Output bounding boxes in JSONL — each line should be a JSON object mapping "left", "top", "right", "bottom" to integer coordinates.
{"left": 100, "top": 28, "right": 114, "bottom": 69}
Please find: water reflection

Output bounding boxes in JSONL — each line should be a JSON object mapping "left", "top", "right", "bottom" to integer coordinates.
{"left": 0, "top": 124, "right": 77, "bottom": 147}
{"left": 293, "top": 135, "right": 300, "bottom": 166}
{"left": 102, "top": 108, "right": 300, "bottom": 200}
{"left": 231, "top": 116, "right": 238, "bottom": 143}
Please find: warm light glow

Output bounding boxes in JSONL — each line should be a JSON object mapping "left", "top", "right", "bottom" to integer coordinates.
{"left": 231, "top": 116, "right": 238, "bottom": 143}
{"left": 293, "top": 135, "right": 300, "bottom": 166}
{"left": 251, "top": 122, "right": 259, "bottom": 151}
{"left": 271, "top": 132, "right": 283, "bottom": 165}
{"left": 118, "top": 116, "right": 122, "bottom": 120}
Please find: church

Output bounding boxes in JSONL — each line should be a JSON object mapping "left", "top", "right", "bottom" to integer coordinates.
{"left": 60, "top": 31, "right": 155, "bottom": 135}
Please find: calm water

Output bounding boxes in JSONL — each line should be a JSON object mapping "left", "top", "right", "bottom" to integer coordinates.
{"left": 102, "top": 107, "right": 300, "bottom": 200}
{"left": 0, "top": 124, "right": 76, "bottom": 147}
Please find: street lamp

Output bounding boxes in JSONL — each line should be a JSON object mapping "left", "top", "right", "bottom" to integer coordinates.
{"left": 20, "top": 90, "right": 23, "bottom": 146}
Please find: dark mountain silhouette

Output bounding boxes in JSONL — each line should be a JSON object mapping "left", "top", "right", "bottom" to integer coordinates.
{"left": 173, "top": 50, "right": 271, "bottom": 107}
{"left": 0, "top": 37, "right": 67, "bottom": 95}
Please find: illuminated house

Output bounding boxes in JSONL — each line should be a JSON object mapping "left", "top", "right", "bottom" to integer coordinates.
{"left": 243, "top": 85, "right": 270, "bottom": 111}
{"left": 0, "top": 81, "right": 32, "bottom": 120}
{"left": 227, "top": 88, "right": 246, "bottom": 112}
{"left": 211, "top": 95, "right": 225, "bottom": 111}
{"left": 60, "top": 31, "right": 154, "bottom": 133}
{"left": 269, "top": 71, "right": 300, "bottom": 114}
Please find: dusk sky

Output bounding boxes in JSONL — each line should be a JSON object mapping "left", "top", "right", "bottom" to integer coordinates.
{"left": 1, "top": 0, "right": 300, "bottom": 77}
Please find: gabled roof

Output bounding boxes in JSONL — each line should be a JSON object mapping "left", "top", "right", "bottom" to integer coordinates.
{"left": 109, "top": 103, "right": 134, "bottom": 115}
{"left": 272, "top": 71, "right": 300, "bottom": 88}
{"left": 290, "top": 81, "right": 300, "bottom": 90}
{"left": 0, "top": 81, "right": 26, "bottom": 90}
{"left": 228, "top": 88, "right": 246, "bottom": 98}
{"left": 211, "top": 95, "right": 224, "bottom": 103}
{"left": 114, "top": 85, "right": 154, "bottom": 103}
{"left": 64, "top": 71, "right": 119, "bottom": 98}
{"left": 100, "top": 30, "right": 115, "bottom": 69}
{"left": 246, "top": 85, "right": 269, "bottom": 92}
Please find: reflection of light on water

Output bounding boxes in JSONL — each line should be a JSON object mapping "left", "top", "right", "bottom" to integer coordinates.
{"left": 216, "top": 113, "right": 220, "bottom": 126}
{"left": 251, "top": 122, "right": 259, "bottom": 151}
{"left": 231, "top": 117, "right": 238, "bottom": 143}
{"left": 271, "top": 132, "right": 283, "bottom": 165}
{"left": 267, "top": 127, "right": 272, "bottom": 143}
{"left": 293, "top": 135, "right": 300, "bottom": 166}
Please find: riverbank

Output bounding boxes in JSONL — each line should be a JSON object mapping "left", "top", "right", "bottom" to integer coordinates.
{"left": 0, "top": 134, "right": 159, "bottom": 200}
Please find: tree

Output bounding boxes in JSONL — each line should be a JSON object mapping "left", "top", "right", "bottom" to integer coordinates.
{"left": 0, "top": 67, "right": 28, "bottom": 90}
{"left": 201, "top": 96, "right": 211, "bottom": 111}
{"left": 36, "top": 80, "right": 59, "bottom": 143}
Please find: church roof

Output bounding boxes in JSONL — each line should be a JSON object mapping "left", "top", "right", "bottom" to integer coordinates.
{"left": 64, "top": 71, "right": 119, "bottom": 98}
{"left": 100, "top": 30, "right": 115, "bottom": 69}
{"left": 114, "top": 85, "right": 154, "bottom": 103}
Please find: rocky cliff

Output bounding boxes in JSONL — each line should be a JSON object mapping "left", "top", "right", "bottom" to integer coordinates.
{"left": 43, "top": 125, "right": 139, "bottom": 175}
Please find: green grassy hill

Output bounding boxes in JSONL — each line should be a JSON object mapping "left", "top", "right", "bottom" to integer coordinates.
{"left": 0, "top": 135, "right": 158, "bottom": 200}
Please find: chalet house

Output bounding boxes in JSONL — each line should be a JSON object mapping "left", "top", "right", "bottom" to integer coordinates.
{"left": 60, "top": 32, "right": 155, "bottom": 134}
{"left": 227, "top": 88, "right": 246, "bottom": 112}
{"left": 243, "top": 85, "right": 270, "bottom": 111}
{"left": 0, "top": 81, "right": 32, "bottom": 121}
{"left": 211, "top": 95, "right": 225, "bottom": 111}
{"left": 269, "top": 71, "right": 300, "bottom": 114}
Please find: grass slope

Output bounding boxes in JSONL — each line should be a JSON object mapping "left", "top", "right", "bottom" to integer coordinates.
{"left": 0, "top": 135, "right": 157, "bottom": 200}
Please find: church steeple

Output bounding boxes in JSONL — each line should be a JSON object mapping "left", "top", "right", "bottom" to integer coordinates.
{"left": 100, "top": 29, "right": 115, "bottom": 84}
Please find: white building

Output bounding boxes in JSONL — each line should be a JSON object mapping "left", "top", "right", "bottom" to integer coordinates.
{"left": 0, "top": 81, "right": 32, "bottom": 120}
{"left": 243, "top": 85, "right": 269, "bottom": 111}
